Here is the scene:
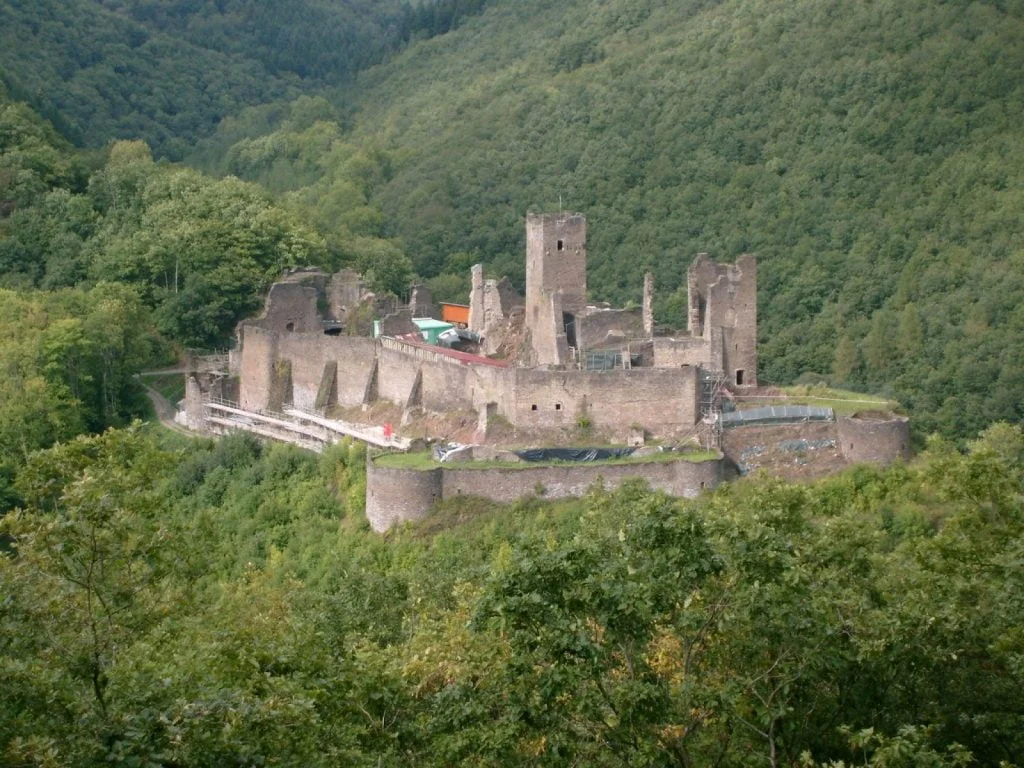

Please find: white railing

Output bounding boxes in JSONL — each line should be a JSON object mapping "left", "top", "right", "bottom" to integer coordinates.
{"left": 284, "top": 407, "right": 410, "bottom": 449}
{"left": 379, "top": 336, "right": 466, "bottom": 368}
{"left": 201, "top": 396, "right": 409, "bottom": 451}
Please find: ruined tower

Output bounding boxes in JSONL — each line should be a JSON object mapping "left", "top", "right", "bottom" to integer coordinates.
{"left": 686, "top": 253, "right": 757, "bottom": 386}
{"left": 525, "top": 212, "right": 587, "bottom": 366}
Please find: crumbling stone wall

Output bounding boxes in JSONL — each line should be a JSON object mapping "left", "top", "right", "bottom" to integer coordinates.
{"left": 525, "top": 212, "right": 587, "bottom": 365}
{"left": 469, "top": 264, "right": 485, "bottom": 334}
{"left": 409, "top": 282, "right": 437, "bottom": 319}
{"left": 252, "top": 267, "right": 426, "bottom": 340}
{"left": 239, "top": 326, "right": 378, "bottom": 412}
{"left": 653, "top": 337, "right": 711, "bottom": 368}
{"left": 687, "top": 253, "right": 757, "bottom": 386}
{"left": 577, "top": 307, "right": 644, "bottom": 351}
{"left": 512, "top": 367, "right": 699, "bottom": 436}
{"left": 280, "top": 333, "right": 377, "bottom": 411}
{"left": 479, "top": 276, "right": 523, "bottom": 354}
{"left": 251, "top": 281, "right": 323, "bottom": 334}
{"left": 328, "top": 268, "right": 365, "bottom": 321}
{"left": 526, "top": 290, "right": 571, "bottom": 367}
{"left": 376, "top": 306, "right": 418, "bottom": 338}
{"left": 376, "top": 345, "right": 430, "bottom": 408}
{"left": 838, "top": 412, "right": 911, "bottom": 465}
{"left": 239, "top": 324, "right": 701, "bottom": 435}
{"left": 643, "top": 272, "right": 654, "bottom": 337}
{"left": 365, "top": 453, "right": 725, "bottom": 531}
{"left": 469, "top": 363, "right": 517, "bottom": 422}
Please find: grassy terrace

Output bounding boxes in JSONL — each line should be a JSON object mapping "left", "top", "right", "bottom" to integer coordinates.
{"left": 375, "top": 449, "right": 720, "bottom": 471}
{"left": 734, "top": 385, "right": 897, "bottom": 416}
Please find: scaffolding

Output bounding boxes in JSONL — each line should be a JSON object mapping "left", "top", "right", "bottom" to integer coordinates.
{"left": 699, "top": 369, "right": 726, "bottom": 451}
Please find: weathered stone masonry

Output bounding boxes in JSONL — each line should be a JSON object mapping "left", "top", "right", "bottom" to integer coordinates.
{"left": 234, "top": 211, "right": 761, "bottom": 441}
{"left": 188, "top": 209, "right": 915, "bottom": 533}
{"left": 365, "top": 453, "right": 727, "bottom": 532}
{"left": 237, "top": 324, "right": 702, "bottom": 436}
{"left": 837, "top": 412, "right": 911, "bottom": 465}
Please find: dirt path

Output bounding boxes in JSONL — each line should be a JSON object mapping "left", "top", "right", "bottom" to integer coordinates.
{"left": 139, "top": 381, "right": 194, "bottom": 436}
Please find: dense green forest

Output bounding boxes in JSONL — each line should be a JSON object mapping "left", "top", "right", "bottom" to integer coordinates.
{"left": 0, "top": 84, "right": 408, "bottom": 349}
{"left": 2, "top": 1, "right": 1024, "bottom": 764}
{"left": 0, "top": 0, "right": 492, "bottom": 158}
{"left": 2, "top": 424, "right": 1022, "bottom": 765}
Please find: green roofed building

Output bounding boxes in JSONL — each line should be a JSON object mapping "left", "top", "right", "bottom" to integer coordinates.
{"left": 412, "top": 317, "right": 455, "bottom": 345}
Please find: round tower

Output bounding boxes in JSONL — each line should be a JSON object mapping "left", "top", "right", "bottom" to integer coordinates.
{"left": 838, "top": 411, "right": 911, "bottom": 466}
{"left": 365, "top": 455, "right": 443, "bottom": 532}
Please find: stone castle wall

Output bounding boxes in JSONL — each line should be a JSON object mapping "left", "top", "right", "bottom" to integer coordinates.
{"left": 365, "top": 460, "right": 444, "bottom": 531}
{"left": 653, "top": 336, "right": 711, "bottom": 368}
{"left": 287, "top": 333, "right": 376, "bottom": 411}
{"left": 685, "top": 253, "right": 757, "bottom": 385}
{"left": 252, "top": 281, "right": 323, "bottom": 333}
{"left": 365, "top": 453, "right": 725, "bottom": 531}
{"left": 512, "top": 367, "right": 699, "bottom": 436}
{"left": 238, "top": 324, "right": 703, "bottom": 434}
{"left": 577, "top": 307, "right": 644, "bottom": 350}
{"left": 239, "top": 326, "right": 379, "bottom": 412}
{"left": 838, "top": 412, "right": 911, "bottom": 465}
{"left": 470, "top": 363, "right": 516, "bottom": 422}
{"left": 376, "top": 344, "right": 427, "bottom": 407}
{"left": 419, "top": 354, "right": 474, "bottom": 413}
{"left": 238, "top": 326, "right": 277, "bottom": 411}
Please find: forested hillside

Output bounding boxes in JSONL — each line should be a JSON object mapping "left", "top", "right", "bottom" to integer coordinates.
{"left": 0, "top": 0, "right": 298, "bottom": 158}
{"left": 2, "top": 424, "right": 1022, "bottom": 765}
{"left": 1, "top": 3, "right": 1023, "bottom": 764}
{"left": 194, "top": 0, "right": 1023, "bottom": 438}
{"left": 4, "top": 0, "right": 1021, "bottom": 437}
{"left": 0, "top": 81, "right": 415, "bottom": 511}
{"left": 0, "top": 0, "right": 493, "bottom": 158}
{"left": 0, "top": 84, "right": 381, "bottom": 349}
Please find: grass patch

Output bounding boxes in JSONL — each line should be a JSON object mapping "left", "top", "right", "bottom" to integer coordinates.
{"left": 374, "top": 449, "right": 719, "bottom": 471}
{"left": 734, "top": 385, "right": 896, "bottom": 416}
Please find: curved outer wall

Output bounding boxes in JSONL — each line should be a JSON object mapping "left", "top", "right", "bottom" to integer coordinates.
{"left": 365, "top": 460, "right": 443, "bottom": 532}
{"left": 837, "top": 415, "right": 911, "bottom": 465}
{"left": 366, "top": 454, "right": 725, "bottom": 531}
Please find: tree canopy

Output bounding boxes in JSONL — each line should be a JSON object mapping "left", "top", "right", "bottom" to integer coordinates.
{"left": 2, "top": 425, "right": 1022, "bottom": 765}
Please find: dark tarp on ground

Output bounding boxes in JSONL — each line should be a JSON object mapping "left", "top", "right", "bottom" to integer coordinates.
{"left": 513, "top": 447, "right": 636, "bottom": 462}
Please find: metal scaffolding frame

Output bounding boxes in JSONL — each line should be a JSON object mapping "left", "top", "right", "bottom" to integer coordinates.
{"left": 699, "top": 368, "right": 726, "bottom": 450}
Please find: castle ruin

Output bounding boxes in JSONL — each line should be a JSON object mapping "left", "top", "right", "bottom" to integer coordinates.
{"left": 228, "top": 211, "right": 757, "bottom": 442}
{"left": 181, "top": 211, "right": 910, "bottom": 530}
